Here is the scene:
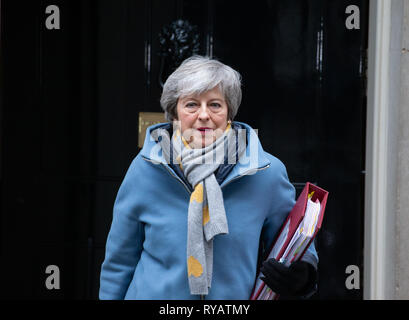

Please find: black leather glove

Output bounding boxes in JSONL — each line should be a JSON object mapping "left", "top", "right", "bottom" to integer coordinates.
{"left": 260, "top": 258, "right": 317, "bottom": 297}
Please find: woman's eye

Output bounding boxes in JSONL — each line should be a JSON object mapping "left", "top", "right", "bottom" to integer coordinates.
{"left": 210, "top": 103, "right": 221, "bottom": 108}
{"left": 186, "top": 102, "right": 197, "bottom": 107}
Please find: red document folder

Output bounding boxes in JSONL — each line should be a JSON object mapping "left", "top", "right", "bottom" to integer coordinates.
{"left": 250, "top": 182, "right": 328, "bottom": 300}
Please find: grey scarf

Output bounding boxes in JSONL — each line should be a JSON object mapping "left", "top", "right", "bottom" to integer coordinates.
{"left": 152, "top": 124, "right": 246, "bottom": 295}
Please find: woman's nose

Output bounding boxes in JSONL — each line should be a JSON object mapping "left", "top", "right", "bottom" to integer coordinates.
{"left": 198, "top": 104, "right": 210, "bottom": 120}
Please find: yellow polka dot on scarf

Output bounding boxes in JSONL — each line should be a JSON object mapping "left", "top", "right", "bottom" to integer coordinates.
{"left": 190, "top": 183, "right": 203, "bottom": 203}
{"left": 187, "top": 256, "right": 203, "bottom": 278}
{"left": 203, "top": 205, "right": 210, "bottom": 225}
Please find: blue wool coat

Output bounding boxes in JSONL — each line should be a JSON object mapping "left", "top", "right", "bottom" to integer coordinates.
{"left": 99, "top": 121, "right": 318, "bottom": 300}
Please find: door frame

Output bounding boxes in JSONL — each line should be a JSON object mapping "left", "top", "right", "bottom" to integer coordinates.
{"left": 364, "top": 0, "right": 401, "bottom": 300}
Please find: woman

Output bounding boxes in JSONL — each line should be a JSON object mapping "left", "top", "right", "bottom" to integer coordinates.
{"left": 99, "top": 56, "right": 318, "bottom": 300}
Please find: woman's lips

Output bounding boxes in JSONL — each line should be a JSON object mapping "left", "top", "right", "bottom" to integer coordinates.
{"left": 197, "top": 128, "right": 213, "bottom": 136}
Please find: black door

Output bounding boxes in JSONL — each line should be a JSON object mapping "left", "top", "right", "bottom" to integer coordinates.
{"left": 0, "top": 0, "right": 367, "bottom": 299}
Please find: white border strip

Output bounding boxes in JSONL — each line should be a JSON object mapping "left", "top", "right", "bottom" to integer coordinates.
{"left": 364, "top": 0, "right": 392, "bottom": 300}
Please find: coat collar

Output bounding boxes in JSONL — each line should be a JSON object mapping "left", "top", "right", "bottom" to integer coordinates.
{"left": 140, "top": 121, "right": 271, "bottom": 187}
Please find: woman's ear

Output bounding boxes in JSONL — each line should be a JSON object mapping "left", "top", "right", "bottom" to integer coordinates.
{"left": 172, "top": 107, "right": 179, "bottom": 122}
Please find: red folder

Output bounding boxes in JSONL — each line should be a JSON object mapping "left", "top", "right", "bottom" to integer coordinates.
{"left": 250, "top": 182, "right": 328, "bottom": 300}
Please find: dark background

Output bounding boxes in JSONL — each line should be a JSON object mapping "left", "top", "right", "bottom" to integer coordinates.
{"left": 0, "top": 0, "right": 368, "bottom": 299}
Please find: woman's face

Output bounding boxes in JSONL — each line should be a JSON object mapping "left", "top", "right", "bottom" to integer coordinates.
{"left": 175, "top": 86, "right": 229, "bottom": 149}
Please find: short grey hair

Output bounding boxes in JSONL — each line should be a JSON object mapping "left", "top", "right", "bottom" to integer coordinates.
{"left": 160, "top": 55, "right": 242, "bottom": 122}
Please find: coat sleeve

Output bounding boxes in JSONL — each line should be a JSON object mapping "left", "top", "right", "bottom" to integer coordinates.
{"left": 99, "top": 155, "right": 145, "bottom": 300}
{"left": 260, "top": 158, "right": 319, "bottom": 270}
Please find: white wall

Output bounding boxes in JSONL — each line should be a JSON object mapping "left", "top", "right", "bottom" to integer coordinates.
{"left": 365, "top": 0, "right": 409, "bottom": 300}
{"left": 395, "top": 0, "right": 409, "bottom": 300}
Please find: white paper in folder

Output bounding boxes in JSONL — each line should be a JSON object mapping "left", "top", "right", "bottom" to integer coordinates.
{"left": 279, "top": 197, "right": 321, "bottom": 266}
